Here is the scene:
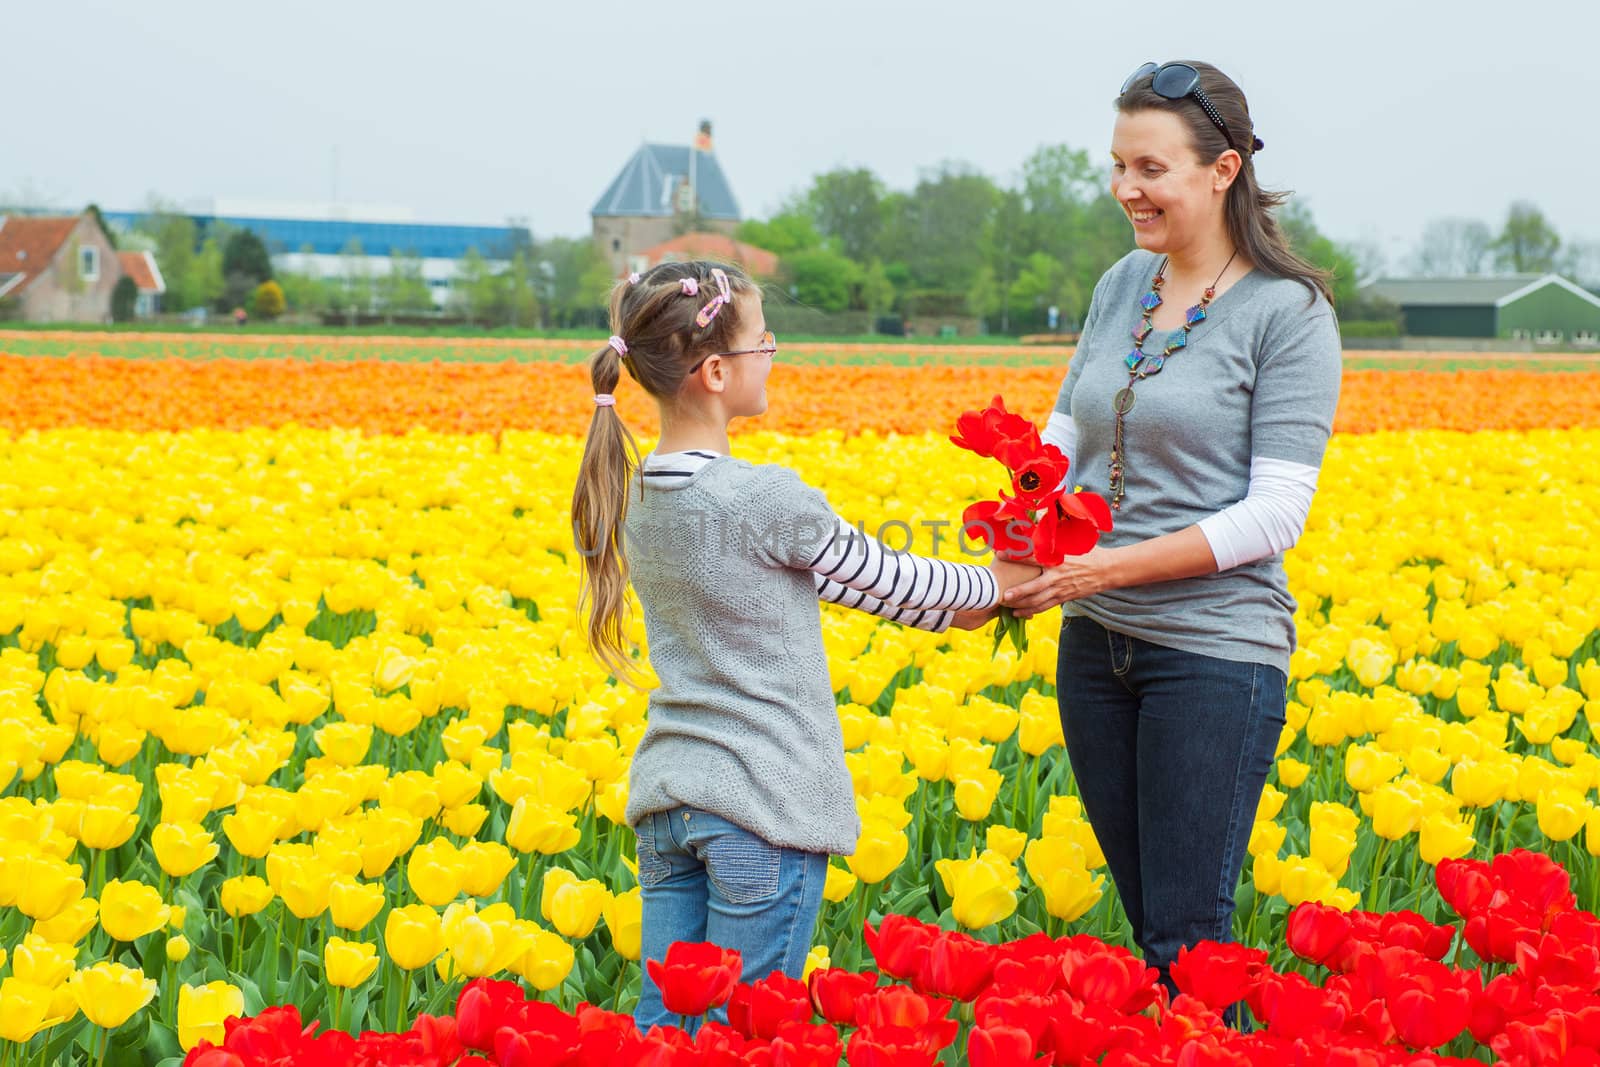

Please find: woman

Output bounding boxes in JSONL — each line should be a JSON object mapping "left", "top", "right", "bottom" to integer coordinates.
{"left": 1002, "top": 61, "right": 1342, "bottom": 1012}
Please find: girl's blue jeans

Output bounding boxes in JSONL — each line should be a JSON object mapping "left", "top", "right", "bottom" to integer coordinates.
{"left": 632, "top": 807, "right": 827, "bottom": 1033}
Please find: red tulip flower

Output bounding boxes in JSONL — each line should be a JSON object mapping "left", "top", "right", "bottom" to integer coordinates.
{"left": 1169, "top": 941, "right": 1268, "bottom": 1012}
{"left": 967, "top": 1024, "right": 1047, "bottom": 1067}
{"left": 1059, "top": 945, "right": 1161, "bottom": 1014}
{"left": 950, "top": 396, "right": 1040, "bottom": 461}
{"left": 808, "top": 967, "right": 880, "bottom": 1026}
{"left": 916, "top": 929, "right": 998, "bottom": 1001}
{"left": 728, "top": 972, "right": 811, "bottom": 1040}
{"left": 767, "top": 1021, "right": 841, "bottom": 1067}
{"left": 864, "top": 915, "right": 938, "bottom": 983}
{"left": 645, "top": 941, "right": 743, "bottom": 1019}
{"left": 1286, "top": 902, "right": 1356, "bottom": 970}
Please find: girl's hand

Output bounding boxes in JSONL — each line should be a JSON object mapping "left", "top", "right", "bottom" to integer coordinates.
{"left": 949, "top": 606, "right": 999, "bottom": 630}
{"left": 1002, "top": 547, "right": 1116, "bottom": 617}
{"left": 990, "top": 557, "right": 1042, "bottom": 596}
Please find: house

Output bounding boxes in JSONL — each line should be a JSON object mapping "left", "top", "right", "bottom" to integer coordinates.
{"left": 0, "top": 212, "right": 125, "bottom": 322}
{"left": 592, "top": 121, "right": 741, "bottom": 277}
{"left": 630, "top": 233, "right": 779, "bottom": 280}
{"left": 1361, "top": 274, "right": 1600, "bottom": 345}
{"left": 117, "top": 250, "right": 166, "bottom": 318}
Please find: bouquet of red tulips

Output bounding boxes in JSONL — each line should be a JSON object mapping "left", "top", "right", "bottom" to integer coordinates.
{"left": 950, "top": 396, "right": 1112, "bottom": 654}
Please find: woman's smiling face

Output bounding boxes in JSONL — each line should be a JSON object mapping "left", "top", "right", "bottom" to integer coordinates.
{"left": 1109, "top": 108, "right": 1230, "bottom": 257}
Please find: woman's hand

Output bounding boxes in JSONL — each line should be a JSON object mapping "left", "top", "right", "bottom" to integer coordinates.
{"left": 1002, "top": 546, "right": 1117, "bottom": 617}
{"left": 949, "top": 606, "right": 998, "bottom": 630}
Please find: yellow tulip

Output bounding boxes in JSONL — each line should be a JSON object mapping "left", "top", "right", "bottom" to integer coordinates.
{"left": 1537, "top": 788, "right": 1590, "bottom": 842}
{"left": 953, "top": 769, "right": 1001, "bottom": 821}
{"left": 442, "top": 803, "right": 489, "bottom": 837}
{"left": 76, "top": 803, "right": 139, "bottom": 850}
{"left": 1369, "top": 785, "right": 1423, "bottom": 841}
{"left": 935, "top": 850, "right": 1019, "bottom": 930}
{"left": 329, "top": 878, "right": 386, "bottom": 931}
{"left": 985, "top": 825, "right": 1028, "bottom": 862}
{"left": 325, "top": 938, "right": 380, "bottom": 988}
{"left": 845, "top": 821, "right": 908, "bottom": 884}
{"left": 222, "top": 808, "right": 281, "bottom": 859}
{"left": 603, "top": 888, "right": 642, "bottom": 961}
{"left": 443, "top": 913, "right": 498, "bottom": 978}
{"left": 540, "top": 868, "right": 608, "bottom": 939}
{"left": 315, "top": 721, "right": 373, "bottom": 766}
{"left": 10, "top": 936, "right": 76, "bottom": 989}
{"left": 802, "top": 945, "right": 831, "bottom": 980}
{"left": 220, "top": 875, "right": 274, "bottom": 918}
{"left": 516, "top": 927, "right": 575, "bottom": 992}
{"left": 823, "top": 864, "right": 859, "bottom": 904}
{"left": 1247, "top": 819, "right": 1287, "bottom": 858}
{"left": 177, "top": 981, "right": 245, "bottom": 1051}
{"left": 0, "top": 977, "right": 57, "bottom": 1043}
{"left": 1419, "top": 812, "right": 1477, "bottom": 865}
{"left": 1344, "top": 744, "right": 1403, "bottom": 794}
{"left": 70, "top": 961, "right": 157, "bottom": 1029}
{"left": 13, "top": 855, "right": 85, "bottom": 922}
{"left": 406, "top": 838, "right": 463, "bottom": 907}
{"left": 505, "top": 797, "right": 582, "bottom": 855}
{"left": 1278, "top": 856, "right": 1337, "bottom": 906}
{"left": 32, "top": 897, "right": 98, "bottom": 944}
{"left": 1276, "top": 758, "right": 1310, "bottom": 789}
{"left": 166, "top": 934, "right": 191, "bottom": 962}
{"left": 98, "top": 879, "right": 171, "bottom": 942}
{"left": 384, "top": 904, "right": 445, "bottom": 971}
{"left": 277, "top": 859, "right": 337, "bottom": 919}
{"left": 152, "top": 821, "right": 219, "bottom": 878}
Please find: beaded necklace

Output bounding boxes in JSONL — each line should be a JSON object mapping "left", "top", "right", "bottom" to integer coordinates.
{"left": 1107, "top": 250, "right": 1237, "bottom": 511}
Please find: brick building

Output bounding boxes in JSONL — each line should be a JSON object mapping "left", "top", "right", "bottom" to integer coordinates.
{"left": 0, "top": 213, "right": 125, "bottom": 322}
{"left": 591, "top": 122, "right": 741, "bottom": 277}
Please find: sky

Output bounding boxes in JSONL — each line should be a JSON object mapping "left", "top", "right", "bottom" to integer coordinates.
{"left": 9, "top": 0, "right": 1598, "bottom": 272}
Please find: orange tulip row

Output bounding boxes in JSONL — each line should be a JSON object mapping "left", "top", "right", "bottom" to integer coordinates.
{"left": 0, "top": 354, "right": 1595, "bottom": 436}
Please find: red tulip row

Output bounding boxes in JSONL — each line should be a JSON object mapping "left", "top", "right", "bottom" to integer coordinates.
{"left": 183, "top": 849, "right": 1600, "bottom": 1067}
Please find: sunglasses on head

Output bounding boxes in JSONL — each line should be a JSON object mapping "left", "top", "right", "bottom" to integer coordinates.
{"left": 688, "top": 330, "right": 777, "bottom": 374}
{"left": 1120, "top": 62, "right": 1246, "bottom": 156}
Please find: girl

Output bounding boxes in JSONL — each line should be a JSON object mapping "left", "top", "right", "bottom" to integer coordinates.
{"left": 1003, "top": 61, "right": 1342, "bottom": 1025}
{"left": 570, "top": 260, "right": 1035, "bottom": 1032}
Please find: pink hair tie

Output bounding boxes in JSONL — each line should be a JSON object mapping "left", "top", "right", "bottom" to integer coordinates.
{"left": 680, "top": 278, "right": 699, "bottom": 296}
{"left": 627, "top": 272, "right": 641, "bottom": 285}
{"left": 607, "top": 335, "right": 629, "bottom": 357}
{"left": 594, "top": 394, "right": 616, "bottom": 407}
{"left": 695, "top": 268, "right": 732, "bottom": 328}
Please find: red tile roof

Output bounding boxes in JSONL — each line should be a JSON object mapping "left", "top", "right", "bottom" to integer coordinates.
{"left": 118, "top": 250, "right": 164, "bottom": 293}
{"left": 0, "top": 216, "right": 81, "bottom": 295}
{"left": 635, "top": 232, "right": 780, "bottom": 278}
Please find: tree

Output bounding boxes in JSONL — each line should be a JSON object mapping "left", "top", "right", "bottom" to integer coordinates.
{"left": 1410, "top": 218, "right": 1493, "bottom": 276}
{"left": 535, "top": 238, "right": 616, "bottom": 328}
{"left": 984, "top": 190, "right": 1028, "bottom": 331}
{"left": 784, "top": 247, "right": 861, "bottom": 312}
{"left": 381, "top": 250, "right": 434, "bottom": 315}
{"left": 1558, "top": 240, "right": 1600, "bottom": 290}
{"left": 452, "top": 248, "right": 508, "bottom": 326}
{"left": 736, "top": 212, "right": 821, "bottom": 257}
{"left": 1492, "top": 201, "right": 1560, "bottom": 273}
{"left": 222, "top": 229, "right": 274, "bottom": 284}
{"left": 131, "top": 204, "right": 199, "bottom": 310}
{"left": 506, "top": 251, "right": 541, "bottom": 328}
{"left": 111, "top": 276, "right": 138, "bottom": 322}
{"left": 805, "top": 168, "right": 883, "bottom": 262}
{"left": 890, "top": 162, "right": 999, "bottom": 291}
{"left": 250, "top": 280, "right": 286, "bottom": 319}
{"left": 1277, "top": 200, "right": 1362, "bottom": 310}
{"left": 193, "top": 236, "right": 226, "bottom": 311}
{"left": 339, "top": 239, "right": 374, "bottom": 318}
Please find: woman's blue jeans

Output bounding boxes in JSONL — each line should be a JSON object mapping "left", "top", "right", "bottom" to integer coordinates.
{"left": 1056, "top": 614, "right": 1285, "bottom": 1012}
{"left": 632, "top": 807, "right": 827, "bottom": 1034}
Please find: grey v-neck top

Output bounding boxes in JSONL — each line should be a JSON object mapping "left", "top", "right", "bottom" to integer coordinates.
{"left": 1053, "top": 249, "right": 1342, "bottom": 673}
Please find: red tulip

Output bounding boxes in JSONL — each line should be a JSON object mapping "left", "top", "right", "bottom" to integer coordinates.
{"left": 1030, "top": 490, "right": 1112, "bottom": 566}
{"left": 1376, "top": 910, "right": 1457, "bottom": 961}
{"left": 182, "top": 1051, "right": 246, "bottom": 1067}
{"left": 967, "top": 1024, "right": 1046, "bottom": 1067}
{"left": 768, "top": 1021, "right": 841, "bottom": 1067}
{"left": 1255, "top": 971, "right": 1348, "bottom": 1041}
{"left": 961, "top": 498, "right": 1035, "bottom": 560}
{"left": 1169, "top": 941, "right": 1268, "bottom": 1011}
{"left": 854, "top": 986, "right": 955, "bottom": 1035}
{"left": 728, "top": 972, "right": 811, "bottom": 1040}
{"left": 864, "top": 915, "right": 938, "bottom": 983}
{"left": 1436, "top": 858, "right": 1497, "bottom": 920}
{"left": 1285, "top": 902, "right": 1356, "bottom": 970}
{"left": 1492, "top": 849, "right": 1576, "bottom": 921}
{"left": 975, "top": 991, "right": 1054, "bottom": 1050}
{"left": 456, "top": 978, "right": 528, "bottom": 1051}
{"left": 495, "top": 1021, "right": 581, "bottom": 1067}
{"left": 846, "top": 1027, "right": 943, "bottom": 1067}
{"left": 645, "top": 941, "right": 743, "bottom": 1018}
{"left": 950, "top": 396, "right": 1039, "bottom": 463}
{"left": 809, "top": 968, "right": 880, "bottom": 1026}
{"left": 1464, "top": 908, "right": 1539, "bottom": 964}
{"left": 1003, "top": 445, "right": 1071, "bottom": 510}
{"left": 1059, "top": 945, "right": 1161, "bottom": 1014}
{"left": 917, "top": 929, "right": 998, "bottom": 1001}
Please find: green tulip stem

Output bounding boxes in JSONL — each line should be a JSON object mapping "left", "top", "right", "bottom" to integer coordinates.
{"left": 1366, "top": 838, "right": 1391, "bottom": 911}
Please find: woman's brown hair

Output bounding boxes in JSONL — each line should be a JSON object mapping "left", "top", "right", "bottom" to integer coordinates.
{"left": 570, "top": 260, "right": 759, "bottom": 680}
{"left": 1118, "top": 61, "right": 1334, "bottom": 305}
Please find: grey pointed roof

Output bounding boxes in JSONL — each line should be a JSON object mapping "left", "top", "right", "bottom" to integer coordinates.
{"left": 591, "top": 144, "right": 741, "bottom": 221}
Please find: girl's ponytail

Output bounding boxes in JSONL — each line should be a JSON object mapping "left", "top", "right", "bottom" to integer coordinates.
{"left": 572, "top": 335, "right": 641, "bottom": 681}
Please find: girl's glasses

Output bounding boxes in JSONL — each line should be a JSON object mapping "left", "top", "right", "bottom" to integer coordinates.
{"left": 689, "top": 331, "right": 777, "bottom": 373}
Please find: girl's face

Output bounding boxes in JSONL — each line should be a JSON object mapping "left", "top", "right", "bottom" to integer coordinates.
{"left": 714, "top": 291, "right": 775, "bottom": 418}
{"left": 1109, "top": 109, "right": 1235, "bottom": 258}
